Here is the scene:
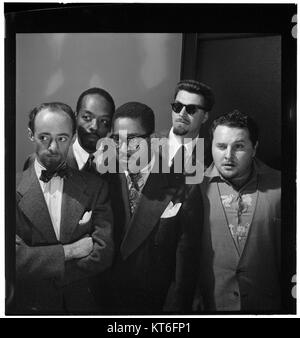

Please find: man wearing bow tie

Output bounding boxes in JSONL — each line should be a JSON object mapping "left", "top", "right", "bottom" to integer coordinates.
{"left": 95, "top": 102, "right": 202, "bottom": 314}
{"left": 15, "top": 102, "right": 114, "bottom": 314}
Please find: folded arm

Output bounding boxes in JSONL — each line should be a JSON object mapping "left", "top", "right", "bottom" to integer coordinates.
{"left": 60, "top": 179, "right": 114, "bottom": 285}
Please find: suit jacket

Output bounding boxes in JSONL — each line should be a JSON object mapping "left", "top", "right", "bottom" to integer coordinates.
{"left": 96, "top": 163, "right": 203, "bottom": 315}
{"left": 197, "top": 158, "right": 281, "bottom": 312}
{"left": 15, "top": 164, "right": 114, "bottom": 314}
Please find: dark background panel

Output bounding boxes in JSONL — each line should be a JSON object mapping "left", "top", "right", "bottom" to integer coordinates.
{"left": 196, "top": 35, "right": 281, "bottom": 170}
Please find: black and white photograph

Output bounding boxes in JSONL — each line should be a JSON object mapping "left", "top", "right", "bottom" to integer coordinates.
{"left": 4, "top": 2, "right": 297, "bottom": 320}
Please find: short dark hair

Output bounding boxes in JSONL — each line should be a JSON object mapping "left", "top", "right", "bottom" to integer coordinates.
{"left": 174, "top": 79, "right": 215, "bottom": 111}
{"left": 210, "top": 110, "right": 259, "bottom": 146}
{"left": 28, "top": 102, "right": 76, "bottom": 135}
{"left": 76, "top": 87, "right": 115, "bottom": 115}
{"left": 113, "top": 102, "right": 155, "bottom": 135}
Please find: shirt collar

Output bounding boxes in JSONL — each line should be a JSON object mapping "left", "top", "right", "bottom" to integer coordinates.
{"left": 73, "top": 137, "right": 95, "bottom": 170}
{"left": 124, "top": 156, "right": 155, "bottom": 175}
{"left": 168, "top": 127, "right": 198, "bottom": 164}
{"left": 34, "top": 158, "right": 46, "bottom": 180}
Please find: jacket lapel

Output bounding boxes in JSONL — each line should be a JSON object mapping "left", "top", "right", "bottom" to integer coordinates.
{"left": 120, "top": 172, "right": 182, "bottom": 260}
{"left": 17, "top": 166, "right": 58, "bottom": 242}
{"left": 59, "top": 170, "right": 89, "bottom": 243}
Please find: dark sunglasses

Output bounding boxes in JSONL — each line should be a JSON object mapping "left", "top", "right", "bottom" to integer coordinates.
{"left": 171, "top": 102, "right": 206, "bottom": 115}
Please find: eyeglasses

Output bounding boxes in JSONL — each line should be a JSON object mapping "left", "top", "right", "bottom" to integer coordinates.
{"left": 111, "top": 134, "right": 150, "bottom": 150}
{"left": 171, "top": 102, "right": 206, "bottom": 115}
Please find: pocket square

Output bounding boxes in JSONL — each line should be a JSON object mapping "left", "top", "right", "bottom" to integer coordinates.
{"left": 79, "top": 210, "right": 92, "bottom": 224}
{"left": 160, "top": 201, "right": 182, "bottom": 218}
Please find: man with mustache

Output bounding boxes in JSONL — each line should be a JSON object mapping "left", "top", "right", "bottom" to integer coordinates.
{"left": 72, "top": 87, "right": 115, "bottom": 173}
{"left": 24, "top": 87, "right": 115, "bottom": 174}
{"left": 15, "top": 102, "right": 113, "bottom": 314}
{"left": 166, "top": 79, "right": 214, "bottom": 171}
{"left": 196, "top": 110, "right": 281, "bottom": 312}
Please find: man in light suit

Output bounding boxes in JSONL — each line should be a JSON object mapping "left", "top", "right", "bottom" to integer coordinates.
{"left": 196, "top": 110, "right": 281, "bottom": 312}
{"left": 24, "top": 87, "right": 115, "bottom": 174}
{"left": 15, "top": 102, "right": 114, "bottom": 314}
{"left": 96, "top": 102, "right": 203, "bottom": 314}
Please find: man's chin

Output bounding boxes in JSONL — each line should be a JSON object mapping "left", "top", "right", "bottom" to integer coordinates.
{"left": 81, "top": 139, "right": 98, "bottom": 153}
{"left": 219, "top": 169, "right": 237, "bottom": 180}
{"left": 40, "top": 152, "right": 62, "bottom": 165}
{"left": 173, "top": 125, "right": 188, "bottom": 136}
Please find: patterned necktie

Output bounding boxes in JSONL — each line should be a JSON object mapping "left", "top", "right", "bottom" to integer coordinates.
{"left": 83, "top": 154, "right": 96, "bottom": 173}
{"left": 39, "top": 162, "right": 70, "bottom": 183}
{"left": 128, "top": 172, "right": 143, "bottom": 216}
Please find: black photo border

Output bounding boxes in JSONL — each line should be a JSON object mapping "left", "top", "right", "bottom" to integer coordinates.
{"left": 5, "top": 3, "right": 297, "bottom": 317}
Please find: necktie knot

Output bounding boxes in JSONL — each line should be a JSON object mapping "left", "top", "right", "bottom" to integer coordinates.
{"left": 83, "top": 154, "right": 96, "bottom": 173}
{"left": 129, "top": 172, "right": 143, "bottom": 191}
{"left": 40, "top": 163, "right": 70, "bottom": 183}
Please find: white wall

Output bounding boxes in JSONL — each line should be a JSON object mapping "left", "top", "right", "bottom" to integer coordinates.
{"left": 16, "top": 33, "right": 182, "bottom": 171}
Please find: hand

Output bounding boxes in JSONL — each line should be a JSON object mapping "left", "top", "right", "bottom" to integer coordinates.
{"left": 63, "top": 237, "right": 93, "bottom": 261}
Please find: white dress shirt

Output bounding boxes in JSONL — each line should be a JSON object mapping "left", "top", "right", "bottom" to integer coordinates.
{"left": 73, "top": 137, "right": 97, "bottom": 170}
{"left": 34, "top": 159, "right": 64, "bottom": 241}
{"left": 167, "top": 127, "right": 198, "bottom": 166}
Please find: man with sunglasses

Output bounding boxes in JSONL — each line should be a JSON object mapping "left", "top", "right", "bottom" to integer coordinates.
{"left": 93, "top": 101, "right": 202, "bottom": 314}
{"left": 167, "top": 79, "right": 214, "bottom": 171}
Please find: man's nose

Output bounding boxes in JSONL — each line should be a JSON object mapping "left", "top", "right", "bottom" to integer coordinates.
{"left": 48, "top": 139, "right": 58, "bottom": 151}
{"left": 179, "top": 106, "right": 187, "bottom": 117}
{"left": 224, "top": 147, "right": 234, "bottom": 159}
{"left": 89, "top": 118, "right": 98, "bottom": 131}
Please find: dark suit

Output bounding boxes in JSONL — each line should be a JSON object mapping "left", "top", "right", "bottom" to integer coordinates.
{"left": 96, "top": 163, "right": 203, "bottom": 314}
{"left": 15, "top": 164, "right": 114, "bottom": 314}
{"left": 197, "top": 158, "right": 281, "bottom": 312}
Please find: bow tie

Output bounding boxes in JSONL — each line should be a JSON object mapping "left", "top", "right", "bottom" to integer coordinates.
{"left": 39, "top": 163, "right": 70, "bottom": 183}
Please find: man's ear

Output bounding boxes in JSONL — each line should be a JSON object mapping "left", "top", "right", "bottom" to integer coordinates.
{"left": 28, "top": 128, "right": 34, "bottom": 142}
{"left": 253, "top": 141, "right": 258, "bottom": 157}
